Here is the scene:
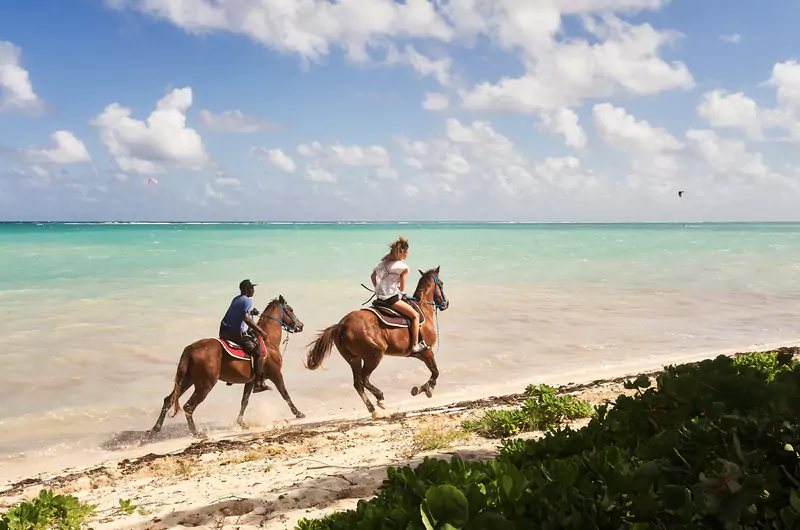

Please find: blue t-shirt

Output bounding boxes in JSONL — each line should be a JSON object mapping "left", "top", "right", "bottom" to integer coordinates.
{"left": 221, "top": 294, "right": 254, "bottom": 334}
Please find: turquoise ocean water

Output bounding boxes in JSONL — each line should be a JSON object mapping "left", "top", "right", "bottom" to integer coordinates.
{"left": 2, "top": 222, "right": 800, "bottom": 483}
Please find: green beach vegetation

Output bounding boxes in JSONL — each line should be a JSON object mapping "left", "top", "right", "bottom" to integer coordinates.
{"left": 461, "top": 383, "right": 594, "bottom": 438}
{"left": 297, "top": 348, "right": 800, "bottom": 529}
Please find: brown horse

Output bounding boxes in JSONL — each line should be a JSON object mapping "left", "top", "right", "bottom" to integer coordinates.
{"left": 148, "top": 295, "right": 305, "bottom": 438}
{"left": 305, "top": 267, "right": 449, "bottom": 418}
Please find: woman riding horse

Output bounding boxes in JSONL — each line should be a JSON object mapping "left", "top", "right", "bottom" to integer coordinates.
{"left": 306, "top": 240, "right": 449, "bottom": 418}
{"left": 371, "top": 237, "right": 429, "bottom": 354}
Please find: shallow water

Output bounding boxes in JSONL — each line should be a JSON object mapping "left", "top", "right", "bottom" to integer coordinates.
{"left": 2, "top": 222, "right": 800, "bottom": 484}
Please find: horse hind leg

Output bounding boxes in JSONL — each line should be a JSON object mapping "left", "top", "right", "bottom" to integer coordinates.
{"left": 340, "top": 348, "right": 380, "bottom": 419}
{"left": 182, "top": 380, "right": 216, "bottom": 438}
{"left": 147, "top": 379, "right": 192, "bottom": 440}
{"left": 360, "top": 357, "right": 386, "bottom": 410}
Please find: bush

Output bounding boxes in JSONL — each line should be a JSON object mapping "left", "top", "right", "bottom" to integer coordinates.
{"left": 0, "top": 489, "right": 97, "bottom": 530}
{"left": 297, "top": 349, "right": 800, "bottom": 529}
{"left": 461, "top": 384, "right": 594, "bottom": 438}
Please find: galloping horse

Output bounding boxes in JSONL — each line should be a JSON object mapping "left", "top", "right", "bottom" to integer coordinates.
{"left": 148, "top": 295, "right": 305, "bottom": 438}
{"left": 305, "top": 267, "right": 449, "bottom": 418}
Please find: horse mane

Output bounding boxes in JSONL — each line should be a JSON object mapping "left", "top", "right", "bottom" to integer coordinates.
{"left": 413, "top": 269, "right": 437, "bottom": 299}
{"left": 261, "top": 297, "right": 283, "bottom": 315}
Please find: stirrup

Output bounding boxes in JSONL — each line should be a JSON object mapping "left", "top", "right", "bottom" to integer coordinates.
{"left": 253, "top": 379, "right": 272, "bottom": 393}
{"left": 411, "top": 340, "right": 430, "bottom": 353}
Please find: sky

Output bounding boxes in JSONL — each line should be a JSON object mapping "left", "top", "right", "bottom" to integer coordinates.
{"left": 1, "top": 0, "right": 799, "bottom": 222}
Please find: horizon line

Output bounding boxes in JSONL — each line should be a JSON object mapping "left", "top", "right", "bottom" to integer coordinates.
{"left": 3, "top": 220, "right": 800, "bottom": 225}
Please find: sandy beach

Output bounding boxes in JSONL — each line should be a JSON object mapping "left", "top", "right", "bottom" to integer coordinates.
{"left": 1, "top": 348, "right": 757, "bottom": 530}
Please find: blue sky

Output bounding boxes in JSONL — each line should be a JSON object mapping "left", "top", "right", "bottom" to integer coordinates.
{"left": 1, "top": 0, "right": 799, "bottom": 222}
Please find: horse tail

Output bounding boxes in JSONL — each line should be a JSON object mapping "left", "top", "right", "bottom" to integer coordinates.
{"left": 169, "top": 346, "right": 192, "bottom": 417}
{"left": 305, "top": 324, "right": 341, "bottom": 370}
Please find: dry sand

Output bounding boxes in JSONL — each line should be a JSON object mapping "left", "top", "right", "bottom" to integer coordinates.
{"left": 4, "top": 348, "right": 781, "bottom": 530}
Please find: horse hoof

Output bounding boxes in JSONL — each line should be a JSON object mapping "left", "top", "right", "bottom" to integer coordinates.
{"left": 411, "top": 386, "right": 420, "bottom": 397}
{"left": 377, "top": 400, "right": 386, "bottom": 409}
{"left": 371, "top": 409, "right": 386, "bottom": 419}
{"left": 237, "top": 421, "right": 248, "bottom": 430}
{"left": 295, "top": 412, "right": 306, "bottom": 419}
{"left": 425, "top": 388, "right": 433, "bottom": 398}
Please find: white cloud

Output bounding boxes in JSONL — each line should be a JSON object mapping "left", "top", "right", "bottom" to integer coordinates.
{"left": 423, "top": 92, "right": 450, "bottom": 111}
{"left": 198, "top": 109, "right": 279, "bottom": 133}
{"left": 395, "top": 118, "right": 545, "bottom": 195}
{"left": 0, "top": 41, "right": 42, "bottom": 113}
{"left": 205, "top": 182, "right": 227, "bottom": 201}
{"left": 26, "top": 131, "right": 92, "bottom": 165}
{"left": 697, "top": 90, "right": 763, "bottom": 141}
{"left": 297, "top": 142, "right": 323, "bottom": 158}
{"left": 460, "top": 15, "right": 693, "bottom": 115}
{"left": 539, "top": 108, "right": 588, "bottom": 149}
{"left": 535, "top": 156, "right": 599, "bottom": 191}
{"left": 591, "top": 102, "right": 785, "bottom": 194}
{"left": 593, "top": 102, "right": 684, "bottom": 190}
{"left": 214, "top": 176, "right": 241, "bottom": 187}
{"left": 30, "top": 165, "right": 49, "bottom": 178}
{"left": 386, "top": 45, "right": 452, "bottom": 85}
{"left": 685, "top": 129, "right": 771, "bottom": 184}
{"left": 329, "top": 144, "right": 391, "bottom": 167}
{"left": 696, "top": 60, "right": 800, "bottom": 144}
{"left": 253, "top": 147, "right": 297, "bottom": 173}
{"left": 376, "top": 167, "right": 399, "bottom": 179}
{"left": 92, "top": 87, "right": 209, "bottom": 174}
{"left": 719, "top": 33, "right": 742, "bottom": 43}
{"left": 293, "top": 142, "right": 395, "bottom": 180}
{"left": 307, "top": 167, "right": 336, "bottom": 182}
{"left": 593, "top": 103, "right": 683, "bottom": 155}
{"left": 109, "top": 0, "right": 454, "bottom": 64}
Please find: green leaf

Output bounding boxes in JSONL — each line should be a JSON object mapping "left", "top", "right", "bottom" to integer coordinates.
{"left": 661, "top": 485, "right": 691, "bottom": 511}
{"left": 791, "top": 490, "right": 800, "bottom": 515}
{"left": 420, "top": 505, "right": 435, "bottom": 530}
{"left": 465, "top": 512, "right": 515, "bottom": 530}
{"left": 732, "top": 432, "right": 744, "bottom": 463}
{"left": 425, "top": 485, "right": 469, "bottom": 528}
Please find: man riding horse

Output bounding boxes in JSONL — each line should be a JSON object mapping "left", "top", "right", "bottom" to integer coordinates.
{"left": 219, "top": 279, "right": 270, "bottom": 393}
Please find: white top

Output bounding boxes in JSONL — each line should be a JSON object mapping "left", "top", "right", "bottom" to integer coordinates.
{"left": 373, "top": 259, "right": 408, "bottom": 300}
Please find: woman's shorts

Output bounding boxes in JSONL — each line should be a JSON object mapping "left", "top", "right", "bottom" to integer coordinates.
{"left": 373, "top": 294, "right": 401, "bottom": 307}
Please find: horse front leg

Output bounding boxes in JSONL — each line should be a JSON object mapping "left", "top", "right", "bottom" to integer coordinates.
{"left": 267, "top": 371, "right": 305, "bottom": 419}
{"left": 236, "top": 383, "right": 255, "bottom": 428}
{"left": 410, "top": 349, "right": 439, "bottom": 398}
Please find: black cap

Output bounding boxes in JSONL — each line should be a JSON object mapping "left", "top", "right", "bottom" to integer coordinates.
{"left": 239, "top": 279, "right": 257, "bottom": 291}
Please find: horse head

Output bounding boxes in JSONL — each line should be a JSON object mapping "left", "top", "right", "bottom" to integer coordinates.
{"left": 414, "top": 266, "right": 449, "bottom": 311}
{"left": 258, "top": 295, "right": 304, "bottom": 333}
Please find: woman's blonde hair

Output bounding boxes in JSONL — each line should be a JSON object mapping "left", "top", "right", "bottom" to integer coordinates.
{"left": 383, "top": 236, "right": 409, "bottom": 261}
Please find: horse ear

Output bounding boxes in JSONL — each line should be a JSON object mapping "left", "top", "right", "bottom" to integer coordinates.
{"left": 419, "top": 269, "right": 424, "bottom": 276}
{"left": 279, "top": 294, "right": 285, "bottom": 302}
{"left": 435, "top": 265, "right": 440, "bottom": 274}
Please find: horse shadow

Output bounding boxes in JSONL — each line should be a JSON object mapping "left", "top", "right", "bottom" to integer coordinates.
{"left": 99, "top": 423, "right": 228, "bottom": 451}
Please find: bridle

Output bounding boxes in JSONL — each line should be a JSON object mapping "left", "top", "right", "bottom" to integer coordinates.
{"left": 261, "top": 300, "right": 301, "bottom": 334}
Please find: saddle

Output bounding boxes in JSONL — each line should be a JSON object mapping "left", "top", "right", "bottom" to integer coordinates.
{"left": 364, "top": 299, "right": 426, "bottom": 328}
{"left": 214, "top": 335, "right": 266, "bottom": 372}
